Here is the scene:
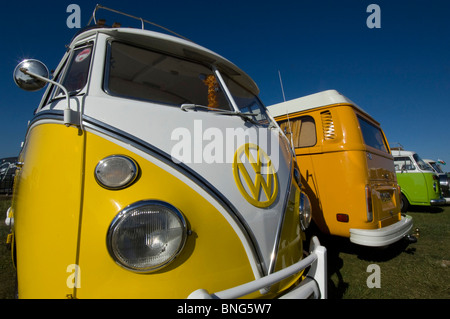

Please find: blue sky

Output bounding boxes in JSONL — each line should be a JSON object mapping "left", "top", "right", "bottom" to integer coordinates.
{"left": 1, "top": 0, "right": 449, "bottom": 169}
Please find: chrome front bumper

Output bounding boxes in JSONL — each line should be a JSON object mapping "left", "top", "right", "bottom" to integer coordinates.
{"left": 350, "top": 214, "right": 413, "bottom": 247}
{"left": 187, "top": 236, "right": 327, "bottom": 299}
{"left": 430, "top": 198, "right": 446, "bottom": 205}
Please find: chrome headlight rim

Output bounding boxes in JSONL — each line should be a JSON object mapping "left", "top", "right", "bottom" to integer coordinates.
{"left": 299, "top": 192, "right": 312, "bottom": 231}
{"left": 95, "top": 155, "right": 139, "bottom": 190}
{"left": 106, "top": 200, "right": 188, "bottom": 273}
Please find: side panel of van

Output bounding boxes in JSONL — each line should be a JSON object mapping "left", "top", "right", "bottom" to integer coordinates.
{"left": 12, "top": 123, "right": 84, "bottom": 298}
{"left": 397, "top": 171, "right": 439, "bottom": 205}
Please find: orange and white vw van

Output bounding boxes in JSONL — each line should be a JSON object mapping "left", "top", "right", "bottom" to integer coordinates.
{"left": 268, "top": 90, "right": 414, "bottom": 247}
{"left": 8, "top": 5, "right": 326, "bottom": 299}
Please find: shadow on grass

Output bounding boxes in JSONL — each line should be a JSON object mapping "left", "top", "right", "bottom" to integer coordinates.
{"left": 313, "top": 231, "right": 417, "bottom": 299}
{"left": 406, "top": 205, "right": 445, "bottom": 214}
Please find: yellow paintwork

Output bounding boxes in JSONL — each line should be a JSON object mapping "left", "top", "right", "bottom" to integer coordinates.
{"left": 268, "top": 178, "right": 304, "bottom": 293}
{"left": 275, "top": 104, "right": 401, "bottom": 238}
{"left": 12, "top": 123, "right": 84, "bottom": 298}
{"left": 12, "top": 122, "right": 304, "bottom": 298}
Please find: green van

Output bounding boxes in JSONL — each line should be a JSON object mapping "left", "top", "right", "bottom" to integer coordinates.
{"left": 392, "top": 149, "right": 446, "bottom": 211}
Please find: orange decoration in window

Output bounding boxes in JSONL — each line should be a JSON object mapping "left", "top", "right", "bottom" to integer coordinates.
{"left": 203, "top": 74, "right": 219, "bottom": 109}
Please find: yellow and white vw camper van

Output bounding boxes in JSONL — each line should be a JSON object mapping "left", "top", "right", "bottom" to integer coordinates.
{"left": 268, "top": 90, "right": 414, "bottom": 247}
{"left": 8, "top": 6, "right": 326, "bottom": 299}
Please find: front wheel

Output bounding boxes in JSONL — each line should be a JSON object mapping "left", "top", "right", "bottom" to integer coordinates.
{"left": 401, "top": 194, "right": 409, "bottom": 213}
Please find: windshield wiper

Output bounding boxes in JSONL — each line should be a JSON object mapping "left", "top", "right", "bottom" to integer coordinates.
{"left": 180, "top": 104, "right": 211, "bottom": 112}
{"left": 180, "top": 104, "right": 259, "bottom": 124}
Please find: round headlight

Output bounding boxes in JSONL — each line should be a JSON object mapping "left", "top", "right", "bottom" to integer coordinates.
{"left": 299, "top": 192, "right": 312, "bottom": 231}
{"left": 107, "top": 200, "right": 187, "bottom": 272}
{"left": 95, "top": 155, "right": 138, "bottom": 189}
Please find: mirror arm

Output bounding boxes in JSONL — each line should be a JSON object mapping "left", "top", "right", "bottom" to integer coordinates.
{"left": 20, "top": 68, "right": 79, "bottom": 128}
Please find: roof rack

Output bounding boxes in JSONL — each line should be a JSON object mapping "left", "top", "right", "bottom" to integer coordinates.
{"left": 390, "top": 143, "right": 404, "bottom": 151}
{"left": 86, "top": 4, "right": 192, "bottom": 42}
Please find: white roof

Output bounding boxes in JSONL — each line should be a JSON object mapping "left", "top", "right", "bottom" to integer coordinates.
{"left": 391, "top": 149, "right": 415, "bottom": 157}
{"left": 267, "top": 89, "right": 368, "bottom": 118}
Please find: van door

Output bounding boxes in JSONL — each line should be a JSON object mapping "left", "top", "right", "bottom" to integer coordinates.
{"left": 357, "top": 115, "right": 400, "bottom": 225}
{"left": 366, "top": 151, "right": 400, "bottom": 224}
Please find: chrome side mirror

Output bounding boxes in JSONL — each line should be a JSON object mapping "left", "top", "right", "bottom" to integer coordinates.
{"left": 13, "top": 59, "right": 49, "bottom": 91}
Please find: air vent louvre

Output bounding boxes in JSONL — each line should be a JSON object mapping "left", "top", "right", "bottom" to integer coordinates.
{"left": 321, "top": 110, "right": 336, "bottom": 140}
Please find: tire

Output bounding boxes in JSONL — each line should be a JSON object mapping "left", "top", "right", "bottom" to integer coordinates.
{"left": 401, "top": 194, "right": 409, "bottom": 213}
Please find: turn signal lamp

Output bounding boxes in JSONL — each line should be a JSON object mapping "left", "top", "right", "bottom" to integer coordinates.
{"left": 95, "top": 155, "right": 138, "bottom": 189}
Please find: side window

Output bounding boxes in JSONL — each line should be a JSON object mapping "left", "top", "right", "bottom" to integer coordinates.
{"left": 394, "top": 157, "right": 416, "bottom": 172}
{"left": 357, "top": 115, "right": 388, "bottom": 153}
{"left": 279, "top": 116, "right": 316, "bottom": 148}
{"left": 54, "top": 43, "right": 94, "bottom": 97}
{"left": 413, "top": 154, "right": 433, "bottom": 171}
{"left": 220, "top": 73, "right": 270, "bottom": 126}
{"left": 63, "top": 44, "right": 94, "bottom": 92}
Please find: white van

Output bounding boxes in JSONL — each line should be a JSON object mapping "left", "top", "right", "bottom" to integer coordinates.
{"left": 423, "top": 159, "right": 450, "bottom": 203}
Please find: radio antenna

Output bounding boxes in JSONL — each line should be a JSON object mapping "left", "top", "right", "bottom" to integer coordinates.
{"left": 278, "top": 70, "right": 286, "bottom": 102}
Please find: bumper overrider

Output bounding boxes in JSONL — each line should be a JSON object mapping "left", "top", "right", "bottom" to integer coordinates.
{"left": 349, "top": 215, "right": 413, "bottom": 247}
{"left": 188, "top": 236, "right": 327, "bottom": 299}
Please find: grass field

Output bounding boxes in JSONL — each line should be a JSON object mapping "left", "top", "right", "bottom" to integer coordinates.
{"left": 0, "top": 197, "right": 15, "bottom": 299}
{"left": 0, "top": 196, "right": 449, "bottom": 299}
{"left": 325, "top": 205, "right": 450, "bottom": 299}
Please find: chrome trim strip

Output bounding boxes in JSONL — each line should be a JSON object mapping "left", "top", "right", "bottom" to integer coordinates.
{"left": 267, "top": 160, "right": 294, "bottom": 275}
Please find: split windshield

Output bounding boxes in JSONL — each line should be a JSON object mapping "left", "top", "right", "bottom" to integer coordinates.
{"left": 104, "top": 41, "right": 270, "bottom": 125}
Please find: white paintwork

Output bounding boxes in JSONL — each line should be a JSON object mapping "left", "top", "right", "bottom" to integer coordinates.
{"left": 349, "top": 215, "right": 413, "bottom": 247}
{"left": 391, "top": 149, "right": 415, "bottom": 157}
{"left": 267, "top": 89, "right": 370, "bottom": 119}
